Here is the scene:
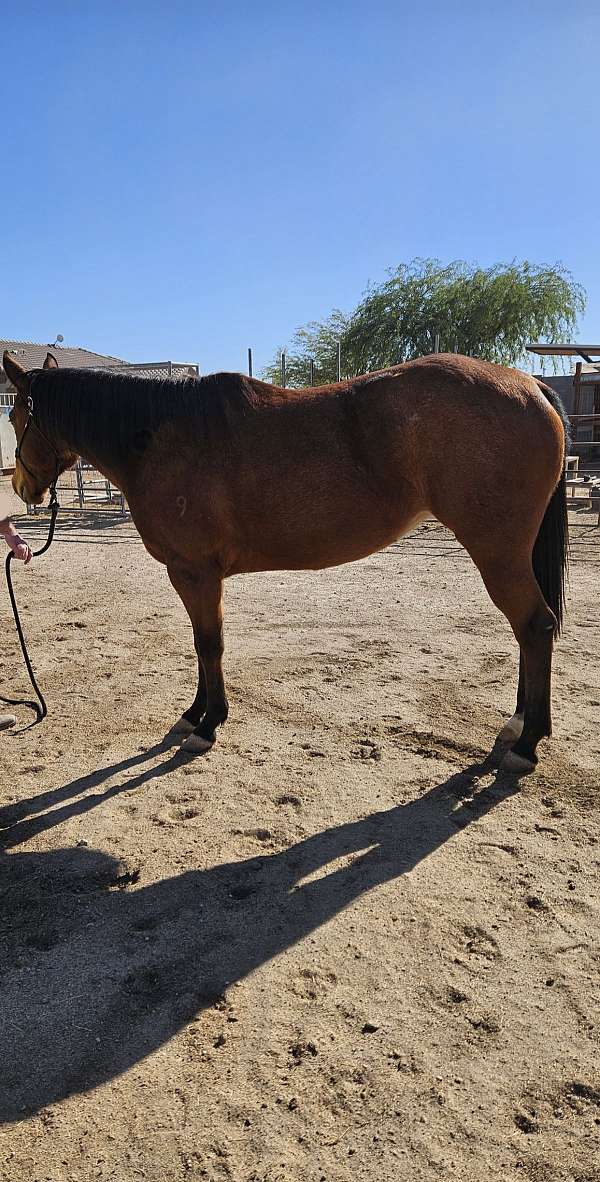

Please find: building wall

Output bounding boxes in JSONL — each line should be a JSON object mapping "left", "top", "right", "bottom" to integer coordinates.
{"left": 0, "top": 410, "right": 16, "bottom": 470}
{"left": 538, "top": 374, "right": 575, "bottom": 415}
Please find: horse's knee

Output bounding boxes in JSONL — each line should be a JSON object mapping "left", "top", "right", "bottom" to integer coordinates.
{"left": 195, "top": 631, "right": 224, "bottom": 661}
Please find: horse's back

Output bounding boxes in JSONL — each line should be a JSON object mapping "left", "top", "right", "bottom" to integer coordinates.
{"left": 346, "top": 353, "right": 564, "bottom": 471}
{"left": 225, "top": 355, "right": 566, "bottom": 565}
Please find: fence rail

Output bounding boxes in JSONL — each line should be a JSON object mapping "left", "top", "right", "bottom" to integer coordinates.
{"left": 21, "top": 462, "right": 127, "bottom": 517}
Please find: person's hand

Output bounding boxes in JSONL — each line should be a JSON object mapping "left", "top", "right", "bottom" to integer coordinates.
{"left": 7, "top": 533, "right": 33, "bottom": 563}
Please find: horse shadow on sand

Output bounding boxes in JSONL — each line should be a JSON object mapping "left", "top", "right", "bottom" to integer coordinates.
{"left": 16, "top": 508, "right": 139, "bottom": 546}
{"left": 0, "top": 742, "right": 519, "bottom": 1124}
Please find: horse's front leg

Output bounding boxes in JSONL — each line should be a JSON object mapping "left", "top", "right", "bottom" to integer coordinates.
{"left": 167, "top": 564, "right": 229, "bottom": 752}
{"left": 170, "top": 651, "right": 207, "bottom": 736}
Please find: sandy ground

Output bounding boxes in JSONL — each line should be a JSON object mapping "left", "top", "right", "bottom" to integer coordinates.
{"left": 0, "top": 504, "right": 599, "bottom": 1182}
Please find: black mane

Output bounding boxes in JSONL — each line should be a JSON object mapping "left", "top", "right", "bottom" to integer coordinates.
{"left": 29, "top": 368, "right": 259, "bottom": 463}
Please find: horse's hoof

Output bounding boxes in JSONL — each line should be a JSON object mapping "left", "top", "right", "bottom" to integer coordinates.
{"left": 0, "top": 714, "right": 17, "bottom": 731}
{"left": 180, "top": 732, "right": 214, "bottom": 754}
{"left": 498, "top": 713, "right": 524, "bottom": 743}
{"left": 500, "top": 749, "right": 536, "bottom": 775}
{"left": 170, "top": 715, "right": 195, "bottom": 736}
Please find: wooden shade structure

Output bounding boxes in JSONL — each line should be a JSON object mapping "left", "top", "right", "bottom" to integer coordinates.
{"left": 526, "top": 343, "right": 600, "bottom": 364}
{"left": 525, "top": 344, "right": 600, "bottom": 454}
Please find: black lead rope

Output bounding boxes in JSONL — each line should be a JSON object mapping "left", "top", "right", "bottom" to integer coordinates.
{"left": 2, "top": 486, "right": 60, "bottom": 725}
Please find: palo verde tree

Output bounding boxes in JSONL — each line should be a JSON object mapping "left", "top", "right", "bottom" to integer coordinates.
{"left": 263, "top": 259, "right": 585, "bottom": 386}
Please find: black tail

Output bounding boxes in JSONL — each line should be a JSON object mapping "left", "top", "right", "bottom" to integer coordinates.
{"left": 533, "top": 381, "right": 570, "bottom": 635}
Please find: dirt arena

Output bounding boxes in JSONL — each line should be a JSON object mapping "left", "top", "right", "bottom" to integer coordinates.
{"left": 0, "top": 505, "right": 598, "bottom": 1182}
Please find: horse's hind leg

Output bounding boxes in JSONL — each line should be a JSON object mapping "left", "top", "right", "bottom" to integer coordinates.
{"left": 470, "top": 553, "right": 556, "bottom": 772}
{"left": 498, "top": 652, "right": 524, "bottom": 743}
{"left": 505, "top": 603, "right": 555, "bottom": 773}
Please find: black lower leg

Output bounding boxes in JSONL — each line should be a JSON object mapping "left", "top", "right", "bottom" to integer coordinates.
{"left": 182, "top": 647, "right": 207, "bottom": 726}
{"left": 193, "top": 650, "right": 228, "bottom": 744}
{"left": 168, "top": 565, "right": 228, "bottom": 748}
{"left": 511, "top": 611, "right": 554, "bottom": 765}
{"left": 515, "top": 651, "right": 525, "bottom": 717}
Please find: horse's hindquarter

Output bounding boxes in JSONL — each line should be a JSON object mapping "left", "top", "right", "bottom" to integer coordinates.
{"left": 400, "top": 356, "right": 565, "bottom": 552}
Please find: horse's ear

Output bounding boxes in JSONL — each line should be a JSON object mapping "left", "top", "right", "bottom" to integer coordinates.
{"left": 2, "top": 351, "right": 28, "bottom": 390}
{"left": 43, "top": 352, "right": 59, "bottom": 369}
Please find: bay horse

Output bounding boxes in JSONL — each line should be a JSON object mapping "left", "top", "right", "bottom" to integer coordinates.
{"left": 3, "top": 349, "right": 568, "bottom": 773}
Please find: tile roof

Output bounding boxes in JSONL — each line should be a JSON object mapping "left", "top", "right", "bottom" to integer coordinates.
{"left": 1, "top": 341, "right": 200, "bottom": 385}
{"left": 0, "top": 339, "right": 125, "bottom": 373}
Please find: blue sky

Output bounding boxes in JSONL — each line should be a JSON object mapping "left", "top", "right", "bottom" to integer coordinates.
{"left": 1, "top": 0, "right": 598, "bottom": 375}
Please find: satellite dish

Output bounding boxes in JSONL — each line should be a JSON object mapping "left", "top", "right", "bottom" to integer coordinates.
{"left": 51, "top": 333, "right": 64, "bottom": 347}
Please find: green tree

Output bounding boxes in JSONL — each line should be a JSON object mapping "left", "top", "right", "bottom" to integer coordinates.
{"left": 265, "top": 310, "right": 350, "bottom": 388}
{"left": 263, "top": 259, "right": 585, "bottom": 386}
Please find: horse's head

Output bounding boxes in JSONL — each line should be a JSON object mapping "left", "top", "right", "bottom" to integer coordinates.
{"left": 3, "top": 351, "right": 78, "bottom": 504}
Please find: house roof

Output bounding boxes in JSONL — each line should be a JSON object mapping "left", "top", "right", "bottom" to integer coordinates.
{"left": 1, "top": 340, "right": 199, "bottom": 385}
{"left": 1, "top": 339, "right": 126, "bottom": 374}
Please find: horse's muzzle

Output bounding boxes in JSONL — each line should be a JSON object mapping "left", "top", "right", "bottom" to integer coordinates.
{"left": 12, "top": 469, "right": 45, "bottom": 506}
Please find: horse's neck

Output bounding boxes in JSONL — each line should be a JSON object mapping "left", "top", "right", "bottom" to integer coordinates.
{"left": 60, "top": 428, "right": 126, "bottom": 494}
{"left": 52, "top": 383, "right": 127, "bottom": 492}
{"left": 91, "top": 456, "right": 124, "bottom": 489}
{"left": 74, "top": 444, "right": 125, "bottom": 493}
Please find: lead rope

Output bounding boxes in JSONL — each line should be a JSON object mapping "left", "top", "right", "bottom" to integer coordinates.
{"left": 2, "top": 484, "right": 60, "bottom": 724}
